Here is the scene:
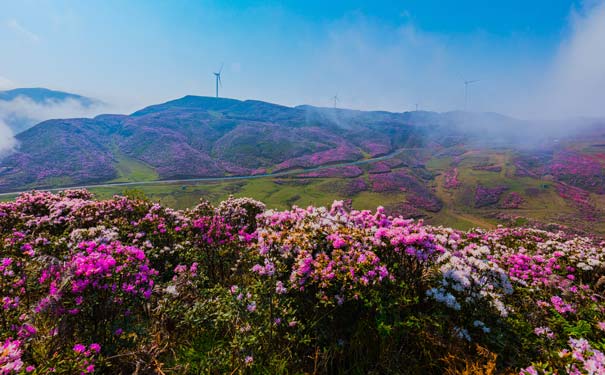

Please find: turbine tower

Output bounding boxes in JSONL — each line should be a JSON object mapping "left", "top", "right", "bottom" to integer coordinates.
{"left": 213, "top": 64, "right": 223, "bottom": 98}
{"left": 463, "top": 79, "right": 480, "bottom": 111}
{"left": 332, "top": 94, "right": 339, "bottom": 108}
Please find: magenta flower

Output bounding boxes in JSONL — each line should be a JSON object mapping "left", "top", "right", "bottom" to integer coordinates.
{"left": 247, "top": 302, "right": 257, "bottom": 312}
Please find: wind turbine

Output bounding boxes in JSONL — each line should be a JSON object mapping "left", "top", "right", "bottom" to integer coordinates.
{"left": 332, "top": 94, "right": 339, "bottom": 108}
{"left": 213, "top": 64, "right": 223, "bottom": 98}
{"left": 463, "top": 79, "right": 481, "bottom": 111}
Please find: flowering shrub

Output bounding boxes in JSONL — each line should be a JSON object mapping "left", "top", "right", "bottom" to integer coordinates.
{"left": 443, "top": 167, "right": 461, "bottom": 189}
{"left": 522, "top": 338, "right": 605, "bottom": 374}
{"left": 368, "top": 161, "right": 391, "bottom": 174}
{"left": 474, "top": 184, "right": 508, "bottom": 207}
{"left": 370, "top": 170, "right": 442, "bottom": 211}
{"left": 515, "top": 150, "right": 605, "bottom": 194}
{"left": 1, "top": 190, "right": 605, "bottom": 373}
{"left": 0, "top": 338, "right": 23, "bottom": 374}
{"left": 273, "top": 143, "right": 362, "bottom": 172}
{"left": 499, "top": 192, "right": 524, "bottom": 209}
{"left": 556, "top": 183, "right": 600, "bottom": 221}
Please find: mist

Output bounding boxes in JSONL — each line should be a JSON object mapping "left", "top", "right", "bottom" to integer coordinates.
{"left": 294, "top": 1, "right": 605, "bottom": 125}
{"left": 0, "top": 95, "right": 127, "bottom": 156}
{"left": 534, "top": 1, "right": 605, "bottom": 119}
{"left": 0, "top": 120, "right": 17, "bottom": 155}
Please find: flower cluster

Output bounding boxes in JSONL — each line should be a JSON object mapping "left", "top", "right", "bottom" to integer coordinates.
{"left": 0, "top": 338, "right": 23, "bottom": 374}
{"left": 498, "top": 192, "right": 524, "bottom": 209}
{"left": 443, "top": 167, "right": 461, "bottom": 189}
{"left": 474, "top": 184, "right": 508, "bottom": 207}
{"left": 2, "top": 189, "right": 605, "bottom": 373}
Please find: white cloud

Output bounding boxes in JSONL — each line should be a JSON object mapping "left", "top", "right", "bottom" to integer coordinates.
{"left": 0, "top": 96, "right": 116, "bottom": 155}
{"left": 0, "top": 96, "right": 109, "bottom": 131}
{"left": 531, "top": 2, "right": 605, "bottom": 118}
{"left": 6, "top": 19, "right": 40, "bottom": 43}
{"left": 0, "top": 120, "right": 17, "bottom": 156}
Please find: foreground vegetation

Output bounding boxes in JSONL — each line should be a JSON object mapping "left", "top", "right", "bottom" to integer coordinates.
{"left": 1, "top": 190, "right": 605, "bottom": 374}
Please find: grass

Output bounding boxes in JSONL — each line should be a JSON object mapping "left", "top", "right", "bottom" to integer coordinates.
{"left": 109, "top": 153, "right": 159, "bottom": 183}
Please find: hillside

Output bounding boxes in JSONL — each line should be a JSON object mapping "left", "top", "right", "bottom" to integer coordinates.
{"left": 1, "top": 95, "right": 604, "bottom": 235}
{"left": 0, "top": 95, "right": 424, "bottom": 188}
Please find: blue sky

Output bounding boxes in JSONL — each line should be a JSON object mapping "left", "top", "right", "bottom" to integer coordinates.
{"left": 1, "top": 0, "right": 604, "bottom": 117}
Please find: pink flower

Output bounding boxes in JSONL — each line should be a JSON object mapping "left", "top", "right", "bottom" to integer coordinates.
{"left": 275, "top": 281, "right": 287, "bottom": 295}
{"left": 73, "top": 343, "right": 86, "bottom": 353}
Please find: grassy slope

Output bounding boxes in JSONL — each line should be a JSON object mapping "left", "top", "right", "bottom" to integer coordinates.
{"left": 428, "top": 150, "right": 570, "bottom": 230}
{"left": 109, "top": 152, "right": 160, "bottom": 183}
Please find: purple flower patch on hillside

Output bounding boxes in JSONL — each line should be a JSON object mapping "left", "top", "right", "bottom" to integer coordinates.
{"left": 474, "top": 185, "right": 508, "bottom": 208}
{"left": 368, "top": 162, "right": 391, "bottom": 174}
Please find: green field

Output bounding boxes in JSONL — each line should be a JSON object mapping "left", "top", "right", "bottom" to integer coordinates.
{"left": 110, "top": 153, "right": 160, "bottom": 183}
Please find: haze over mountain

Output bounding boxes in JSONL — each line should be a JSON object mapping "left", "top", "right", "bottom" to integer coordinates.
{"left": 0, "top": 87, "right": 103, "bottom": 132}
{"left": 0, "top": 88, "right": 97, "bottom": 105}
{"left": 0, "top": 88, "right": 107, "bottom": 156}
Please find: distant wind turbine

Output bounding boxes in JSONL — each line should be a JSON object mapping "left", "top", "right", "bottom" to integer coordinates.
{"left": 213, "top": 64, "right": 223, "bottom": 98}
{"left": 463, "top": 79, "right": 481, "bottom": 111}
{"left": 332, "top": 94, "right": 339, "bottom": 108}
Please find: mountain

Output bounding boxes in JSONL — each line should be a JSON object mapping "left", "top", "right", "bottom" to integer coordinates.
{"left": 0, "top": 87, "right": 102, "bottom": 134}
{"left": 1, "top": 95, "right": 604, "bottom": 234}
{"left": 0, "top": 96, "right": 421, "bottom": 189}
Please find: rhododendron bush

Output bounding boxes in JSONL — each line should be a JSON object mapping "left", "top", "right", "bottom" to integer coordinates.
{"left": 1, "top": 190, "right": 605, "bottom": 374}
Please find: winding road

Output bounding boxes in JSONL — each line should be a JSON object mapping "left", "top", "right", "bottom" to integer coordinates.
{"left": 0, "top": 147, "right": 422, "bottom": 197}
